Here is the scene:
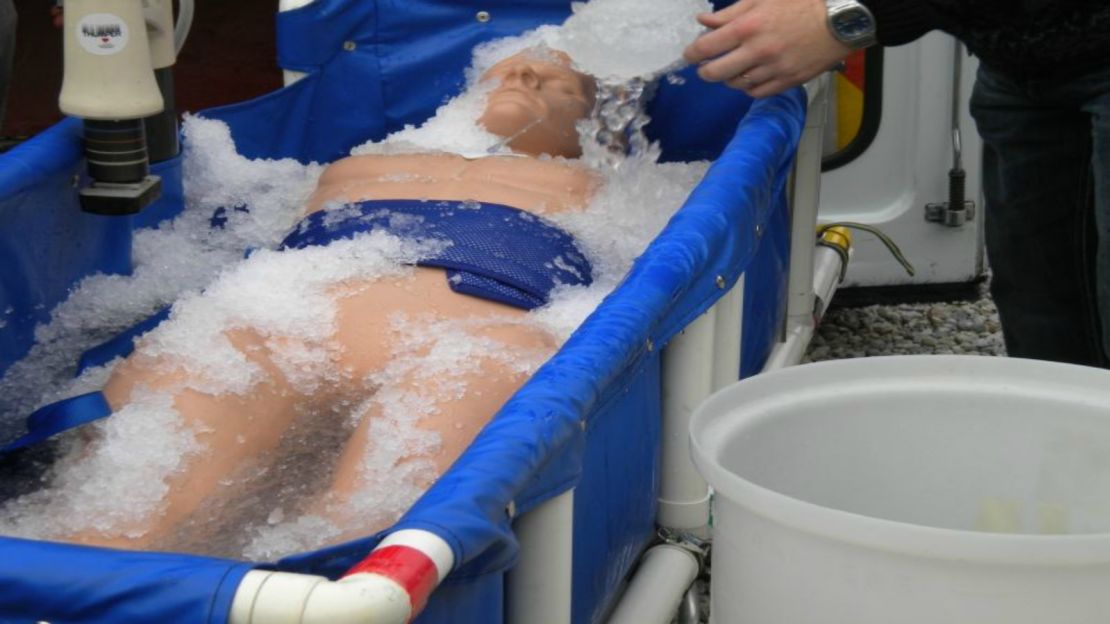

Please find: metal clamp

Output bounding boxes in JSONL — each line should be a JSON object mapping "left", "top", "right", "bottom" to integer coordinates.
{"left": 925, "top": 200, "right": 976, "bottom": 227}
{"left": 657, "top": 527, "right": 711, "bottom": 572}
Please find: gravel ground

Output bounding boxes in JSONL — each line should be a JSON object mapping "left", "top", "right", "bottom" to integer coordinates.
{"left": 805, "top": 279, "right": 1007, "bottom": 361}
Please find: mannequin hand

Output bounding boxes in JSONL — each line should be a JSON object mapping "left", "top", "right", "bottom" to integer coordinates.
{"left": 683, "top": 0, "right": 856, "bottom": 98}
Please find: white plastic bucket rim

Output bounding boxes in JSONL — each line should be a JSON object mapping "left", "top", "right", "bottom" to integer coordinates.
{"left": 691, "top": 355, "right": 1110, "bottom": 566}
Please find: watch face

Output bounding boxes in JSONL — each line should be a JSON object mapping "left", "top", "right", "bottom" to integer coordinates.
{"left": 833, "top": 7, "right": 874, "bottom": 39}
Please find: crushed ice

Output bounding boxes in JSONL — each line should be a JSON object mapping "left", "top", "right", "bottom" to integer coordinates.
{"left": 0, "top": 0, "right": 714, "bottom": 559}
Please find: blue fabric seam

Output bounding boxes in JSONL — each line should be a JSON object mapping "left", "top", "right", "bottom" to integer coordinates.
{"left": 207, "top": 563, "right": 251, "bottom": 624}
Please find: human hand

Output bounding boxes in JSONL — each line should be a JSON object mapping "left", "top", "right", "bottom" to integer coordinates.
{"left": 683, "top": 0, "right": 857, "bottom": 98}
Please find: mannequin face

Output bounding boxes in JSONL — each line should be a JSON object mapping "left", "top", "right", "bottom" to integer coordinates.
{"left": 478, "top": 51, "right": 597, "bottom": 158}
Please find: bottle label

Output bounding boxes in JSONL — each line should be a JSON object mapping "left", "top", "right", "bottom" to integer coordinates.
{"left": 76, "top": 13, "right": 130, "bottom": 56}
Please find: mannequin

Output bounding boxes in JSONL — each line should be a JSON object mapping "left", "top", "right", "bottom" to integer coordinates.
{"left": 51, "top": 51, "right": 603, "bottom": 554}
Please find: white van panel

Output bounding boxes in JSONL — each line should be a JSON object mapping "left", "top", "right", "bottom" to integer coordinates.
{"left": 819, "top": 33, "right": 986, "bottom": 287}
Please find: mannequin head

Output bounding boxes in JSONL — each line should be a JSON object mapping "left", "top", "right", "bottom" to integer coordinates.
{"left": 478, "top": 50, "right": 597, "bottom": 158}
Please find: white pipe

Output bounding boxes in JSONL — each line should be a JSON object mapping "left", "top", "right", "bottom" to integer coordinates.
{"left": 711, "top": 275, "right": 744, "bottom": 392}
{"left": 762, "top": 244, "right": 847, "bottom": 372}
{"left": 613, "top": 75, "right": 835, "bottom": 624}
{"left": 811, "top": 242, "right": 846, "bottom": 322}
{"left": 606, "top": 545, "right": 700, "bottom": 624}
{"left": 763, "top": 322, "right": 813, "bottom": 373}
{"left": 279, "top": 0, "right": 316, "bottom": 86}
{"left": 785, "top": 76, "right": 830, "bottom": 332}
{"left": 658, "top": 309, "right": 715, "bottom": 535}
{"left": 229, "top": 570, "right": 411, "bottom": 624}
{"left": 761, "top": 75, "right": 831, "bottom": 373}
{"left": 229, "top": 529, "right": 453, "bottom": 624}
{"left": 507, "top": 489, "right": 574, "bottom": 624}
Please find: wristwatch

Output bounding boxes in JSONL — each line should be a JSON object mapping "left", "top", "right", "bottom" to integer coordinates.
{"left": 825, "top": 0, "right": 877, "bottom": 49}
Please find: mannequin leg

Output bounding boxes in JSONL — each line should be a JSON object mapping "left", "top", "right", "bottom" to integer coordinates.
{"left": 319, "top": 319, "right": 558, "bottom": 540}
{"left": 63, "top": 268, "right": 554, "bottom": 551}
{"left": 68, "top": 326, "right": 344, "bottom": 550}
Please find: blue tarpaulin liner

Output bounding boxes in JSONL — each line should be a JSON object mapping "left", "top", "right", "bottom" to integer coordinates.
{"left": 0, "top": 1, "right": 806, "bottom": 622}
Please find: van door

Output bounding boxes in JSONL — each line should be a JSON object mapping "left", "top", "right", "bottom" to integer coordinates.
{"left": 819, "top": 34, "right": 985, "bottom": 288}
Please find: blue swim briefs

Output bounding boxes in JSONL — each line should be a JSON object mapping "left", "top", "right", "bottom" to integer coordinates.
{"left": 279, "top": 199, "right": 593, "bottom": 310}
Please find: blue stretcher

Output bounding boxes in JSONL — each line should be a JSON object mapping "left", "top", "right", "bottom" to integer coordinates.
{"left": 0, "top": 1, "right": 806, "bottom": 622}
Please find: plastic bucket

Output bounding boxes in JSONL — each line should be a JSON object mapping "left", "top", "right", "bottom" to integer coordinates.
{"left": 691, "top": 355, "right": 1110, "bottom": 624}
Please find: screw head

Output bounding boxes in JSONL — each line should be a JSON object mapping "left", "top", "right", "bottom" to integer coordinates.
{"left": 476, "top": 10, "right": 491, "bottom": 22}
{"left": 343, "top": 40, "right": 357, "bottom": 52}
{"left": 715, "top": 275, "right": 726, "bottom": 289}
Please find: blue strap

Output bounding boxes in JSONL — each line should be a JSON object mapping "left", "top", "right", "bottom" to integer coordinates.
{"left": 77, "top": 307, "right": 171, "bottom": 375}
{"left": 1, "top": 392, "right": 113, "bottom": 453}
{"left": 0, "top": 308, "right": 171, "bottom": 454}
{"left": 1, "top": 306, "right": 172, "bottom": 454}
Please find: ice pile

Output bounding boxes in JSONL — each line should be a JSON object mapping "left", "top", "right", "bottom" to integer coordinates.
{"left": 547, "top": 0, "right": 713, "bottom": 165}
{"left": 237, "top": 155, "right": 707, "bottom": 559}
{"left": 0, "top": 1, "right": 714, "bottom": 559}
{"left": 357, "top": 0, "right": 713, "bottom": 162}
{"left": 546, "top": 0, "right": 712, "bottom": 82}
{"left": 0, "top": 390, "right": 202, "bottom": 541}
{"left": 351, "top": 78, "right": 503, "bottom": 157}
{"left": 0, "top": 118, "right": 323, "bottom": 433}
{"left": 241, "top": 314, "right": 554, "bottom": 559}
{"left": 0, "top": 129, "right": 707, "bottom": 560}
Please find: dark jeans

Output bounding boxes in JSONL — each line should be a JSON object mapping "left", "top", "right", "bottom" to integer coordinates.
{"left": 970, "top": 63, "right": 1110, "bottom": 367}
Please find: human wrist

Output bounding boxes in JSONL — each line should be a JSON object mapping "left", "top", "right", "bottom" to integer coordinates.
{"left": 857, "top": 0, "right": 942, "bottom": 46}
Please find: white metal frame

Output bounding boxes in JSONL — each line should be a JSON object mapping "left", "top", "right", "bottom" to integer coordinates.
{"left": 506, "top": 489, "right": 575, "bottom": 624}
{"left": 764, "top": 73, "right": 836, "bottom": 371}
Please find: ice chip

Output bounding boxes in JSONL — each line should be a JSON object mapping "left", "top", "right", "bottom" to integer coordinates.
{"left": 545, "top": 0, "right": 713, "bottom": 81}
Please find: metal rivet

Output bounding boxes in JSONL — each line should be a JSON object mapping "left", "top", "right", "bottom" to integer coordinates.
{"left": 506, "top": 500, "right": 517, "bottom": 518}
{"left": 476, "top": 10, "right": 491, "bottom": 23}
{"left": 343, "top": 40, "right": 357, "bottom": 52}
{"left": 646, "top": 339, "right": 654, "bottom": 352}
{"left": 715, "top": 275, "right": 726, "bottom": 289}
{"left": 755, "top": 223, "right": 765, "bottom": 238}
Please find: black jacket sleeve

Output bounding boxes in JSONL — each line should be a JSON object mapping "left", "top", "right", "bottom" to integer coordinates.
{"left": 859, "top": 0, "right": 952, "bottom": 45}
